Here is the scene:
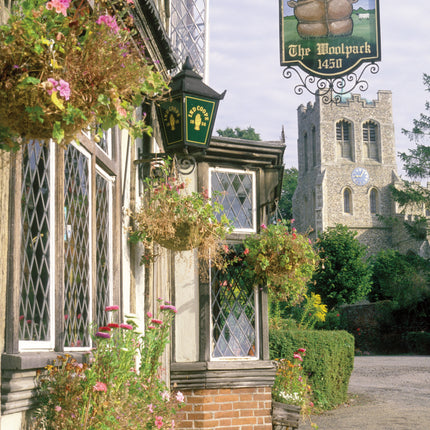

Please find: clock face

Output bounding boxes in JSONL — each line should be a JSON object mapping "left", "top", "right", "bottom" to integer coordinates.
{"left": 351, "top": 167, "right": 369, "bottom": 186}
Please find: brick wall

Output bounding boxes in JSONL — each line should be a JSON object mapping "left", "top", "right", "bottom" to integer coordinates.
{"left": 176, "top": 387, "right": 272, "bottom": 430}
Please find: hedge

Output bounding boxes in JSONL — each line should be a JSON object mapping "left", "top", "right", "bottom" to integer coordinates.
{"left": 270, "top": 329, "right": 355, "bottom": 410}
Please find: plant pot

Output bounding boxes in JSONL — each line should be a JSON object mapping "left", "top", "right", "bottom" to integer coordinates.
{"left": 272, "top": 401, "right": 300, "bottom": 430}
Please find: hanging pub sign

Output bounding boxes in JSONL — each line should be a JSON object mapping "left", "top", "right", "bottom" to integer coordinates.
{"left": 279, "top": 0, "right": 381, "bottom": 78}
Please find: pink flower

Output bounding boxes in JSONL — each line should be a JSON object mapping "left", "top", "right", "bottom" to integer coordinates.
{"left": 291, "top": 218, "right": 295, "bottom": 223}
{"left": 93, "top": 381, "right": 107, "bottom": 393}
{"left": 46, "top": 78, "right": 58, "bottom": 95}
{"left": 96, "top": 15, "right": 120, "bottom": 33}
{"left": 170, "top": 420, "right": 175, "bottom": 429}
{"left": 260, "top": 223, "right": 267, "bottom": 229}
{"left": 161, "top": 391, "right": 170, "bottom": 401}
{"left": 95, "top": 331, "right": 111, "bottom": 339}
{"left": 160, "top": 304, "right": 177, "bottom": 313}
{"left": 297, "top": 348, "right": 306, "bottom": 353}
{"left": 19, "top": 315, "right": 24, "bottom": 321}
{"left": 148, "top": 403, "right": 154, "bottom": 413}
{"left": 155, "top": 416, "right": 163, "bottom": 429}
{"left": 151, "top": 319, "right": 163, "bottom": 325}
{"left": 147, "top": 311, "right": 153, "bottom": 318}
{"left": 46, "top": 0, "right": 70, "bottom": 16}
{"left": 175, "top": 391, "right": 185, "bottom": 403}
{"left": 57, "top": 79, "right": 70, "bottom": 100}
{"left": 55, "top": 405, "right": 62, "bottom": 412}
{"left": 292, "top": 233, "right": 297, "bottom": 240}
{"left": 293, "top": 353, "right": 303, "bottom": 362}
{"left": 120, "top": 323, "right": 133, "bottom": 330}
{"left": 105, "top": 305, "right": 119, "bottom": 312}
{"left": 243, "top": 248, "right": 250, "bottom": 255}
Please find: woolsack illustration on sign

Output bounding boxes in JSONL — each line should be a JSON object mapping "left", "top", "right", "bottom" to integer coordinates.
{"left": 287, "top": 0, "right": 358, "bottom": 38}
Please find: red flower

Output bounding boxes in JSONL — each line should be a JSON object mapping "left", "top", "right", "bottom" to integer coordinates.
{"left": 243, "top": 248, "right": 250, "bottom": 255}
{"left": 108, "top": 323, "right": 120, "bottom": 328}
{"left": 120, "top": 323, "right": 133, "bottom": 330}
{"left": 99, "top": 326, "right": 111, "bottom": 332}
{"left": 105, "top": 305, "right": 119, "bottom": 312}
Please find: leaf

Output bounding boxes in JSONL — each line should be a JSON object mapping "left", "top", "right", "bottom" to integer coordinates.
{"left": 51, "top": 91, "right": 65, "bottom": 111}
{"left": 52, "top": 122, "right": 64, "bottom": 143}
{"left": 18, "top": 76, "right": 40, "bottom": 87}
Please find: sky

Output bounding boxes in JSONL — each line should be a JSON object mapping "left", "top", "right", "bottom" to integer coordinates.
{"left": 208, "top": 0, "right": 430, "bottom": 173}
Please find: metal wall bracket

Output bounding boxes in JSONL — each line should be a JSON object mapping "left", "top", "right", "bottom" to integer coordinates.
{"left": 282, "top": 62, "right": 380, "bottom": 104}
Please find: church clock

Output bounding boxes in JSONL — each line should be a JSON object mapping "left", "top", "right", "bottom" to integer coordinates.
{"left": 351, "top": 167, "right": 369, "bottom": 186}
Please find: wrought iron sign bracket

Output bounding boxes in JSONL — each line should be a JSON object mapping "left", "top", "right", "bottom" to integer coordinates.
{"left": 134, "top": 148, "right": 201, "bottom": 183}
{"left": 282, "top": 62, "right": 380, "bottom": 104}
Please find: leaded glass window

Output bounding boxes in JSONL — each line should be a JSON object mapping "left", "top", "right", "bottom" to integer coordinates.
{"left": 210, "top": 168, "right": 256, "bottom": 232}
{"left": 95, "top": 170, "right": 112, "bottom": 328}
{"left": 64, "top": 145, "right": 91, "bottom": 348}
{"left": 19, "top": 141, "right": 54, "bottom": 347}
{"left": 211, "top": 245, "right": 258, "bottom": 359}
{"left": 370, "top": 188, "right": 378, "bottom": 214}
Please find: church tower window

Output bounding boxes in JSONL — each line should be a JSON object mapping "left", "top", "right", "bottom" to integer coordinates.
{"left": 370, "top": 188, "right": 379, "bottom": 214}
{"left": 343, "top": 188, "right": 352, "bottom": 214}
{"left": 312, "top": 126, "right": 317, "bottom": 167}
{"left": 363, "top": 121, "right": 379, "bottom": 160}
{"left": 336, "top": 120, "right": 352, "bottom": 160}
{"left": 304, "top": 132, "right": 308, "bottom": 171}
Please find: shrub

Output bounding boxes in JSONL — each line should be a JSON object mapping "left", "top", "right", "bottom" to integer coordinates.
{"left": 404, "top": 331, "right": 430, "bottom": 355}
{"left": 270, "top": 329, "right": 355, "bottom": 410}
{"left": 310, "top": 224, "right": 372, "bottom": 310}
{"left": 369, "top": 249, "right": 430, "bottom": 305}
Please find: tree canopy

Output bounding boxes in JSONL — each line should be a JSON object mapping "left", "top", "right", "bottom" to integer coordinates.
{"left": 278, "top": 167, "right": 298, "bottom": 221}
{"left": 216, "top": 126, "right": 261, "bottom": 141}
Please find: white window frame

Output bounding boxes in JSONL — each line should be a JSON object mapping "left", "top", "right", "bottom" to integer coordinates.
{"left": 208, "top": 167, "right": 257, "bottom": 233}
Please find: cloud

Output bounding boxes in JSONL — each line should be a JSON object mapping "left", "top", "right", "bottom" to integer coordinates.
{"left": 209, "top": 0, "right": 430, "bottom": 172}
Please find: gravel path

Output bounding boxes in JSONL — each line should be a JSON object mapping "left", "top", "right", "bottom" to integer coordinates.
{"left": 300, "top": 355, "right": 430, "bottom": 430}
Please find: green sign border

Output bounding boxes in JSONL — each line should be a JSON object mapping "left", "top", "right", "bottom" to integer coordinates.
{"left": 279, "top": 0, "right": 381, "bottom": 78}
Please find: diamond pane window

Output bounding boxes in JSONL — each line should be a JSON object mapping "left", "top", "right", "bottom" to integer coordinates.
{"left": 19, "top": 141, "right": 52, "bottom": 344}
{"left": 95, "top": 171, "right": 112, "bottom": 327}
{"left": 96, "top": 127, "right": 112, "bottom": 157}
{"left": 170, "top": 0, "right": 206, "bottom": 77}
{"left": 210, "top": 168, "right": 256, "bottom": 232}
{"left": 64, "top": 145, "right": 91, "bottom": 348}
{"left": 211, "top": 245, "right": 258, "bottom": 359}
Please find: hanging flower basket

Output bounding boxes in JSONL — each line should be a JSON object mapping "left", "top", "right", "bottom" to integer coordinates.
{"left": 0, "top": 0, "right": 169, "bottom": 151}
{"left": 128, "top": 159, "right": 232, "bottom": 265}
{"left": 243, "top": 220, "right": 318, "bottom": 303}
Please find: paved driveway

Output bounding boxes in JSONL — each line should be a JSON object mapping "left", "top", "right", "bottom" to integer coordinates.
{"left": 300, "top": 355, "right": 430, "bottom": 430}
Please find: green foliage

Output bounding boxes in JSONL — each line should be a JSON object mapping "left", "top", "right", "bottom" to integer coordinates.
{"left": 369, "top": 249, "right": 430, "bottom": 305}
{"left": 270, "top": 329, "right": 355, "bottom": 410}
{"left": 310, "top": 224, "right": 372, "bottom": 310}
{"left": 32, "top": 302, "right": 184, "bottom": 429}
{"left": 216, "top": 126, "right": 261, "bottom": 141}
{"left": 0, "top": 0, "right": 169, "bottom": 151}
{"left": 243, "top": 220, "right": 318, "bottom": 304}
{"left": 278, "top": 168, "right": 298, "bottom": 221}
{"left": 404, "top": 331, "right": 430, "bottom": 355}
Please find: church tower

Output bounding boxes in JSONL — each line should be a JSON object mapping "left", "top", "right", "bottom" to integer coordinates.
{"left": 292, "top": 91, "right": 400, "bottom": 253}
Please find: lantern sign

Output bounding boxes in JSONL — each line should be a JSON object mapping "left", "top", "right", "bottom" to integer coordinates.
{"left": 157, "top": 57, "right": 225, "bottom": 153}
{"left": 279, "top": 0, "right": 381, "bottom": 78}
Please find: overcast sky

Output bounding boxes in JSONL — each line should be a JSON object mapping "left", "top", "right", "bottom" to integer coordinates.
{"left": 208, "top": 0, "right": 430, "bottom": 174}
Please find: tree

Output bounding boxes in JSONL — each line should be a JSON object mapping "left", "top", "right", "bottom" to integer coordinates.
{"left": 278, "top": 167, "right": 298, "bottom": 220}
{"left": 310, "top": 224, "right": 372, "bottom": 310}
{"left": 216, "top": 126, "right": 261, "bottom": 141}
{"left": 391, "top": 74, "right": 430, "bottom": 209}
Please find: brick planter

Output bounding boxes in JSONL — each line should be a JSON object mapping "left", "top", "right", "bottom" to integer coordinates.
{"left": 176, "top": 387, "right": 273, "bottom": 429}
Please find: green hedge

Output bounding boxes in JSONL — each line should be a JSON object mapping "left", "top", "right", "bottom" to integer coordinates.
{"left": 270, "top": 329, "right": 355, "bottom": 410}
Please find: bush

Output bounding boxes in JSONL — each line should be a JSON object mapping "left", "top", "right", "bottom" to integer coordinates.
{"left": 310, "top": 225, "right": 372, "bottom": 310}
{"left": 404, "top": 331, "right": 430, "bottom": 354}
{"left": 270, "top": 329, "right": 354, "bottom": 410}
{"left": 369, "top": 249, "right": 430, "bottom": 305}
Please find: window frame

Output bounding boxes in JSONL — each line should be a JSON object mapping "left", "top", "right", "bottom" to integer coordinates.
{"left": 5, "top": 133, "right": 121, "bottom": 357}
{"left": 208, "top": 167, "right": 257, "bottom": 234}
{"left": 363, "top": 121, "right": 379, "bottom": 161}
{"left": 343, "top": 188, "right": 352, "bottom": 214}
{"left": 336, "top": 120, "right": 353, "bottom": 160}
{"left": 370, "top": 187, "right": 379, "bottom": 214}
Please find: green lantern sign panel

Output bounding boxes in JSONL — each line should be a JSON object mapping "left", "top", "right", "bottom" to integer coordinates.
{"left": 158, "top": 96, "right": 183, "bottom": 147}
{"left": 185, "top": 96, "right": 216, "bottom": 147}
{"left": 279, "top": 0, "right": 381, "bottom": 78}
